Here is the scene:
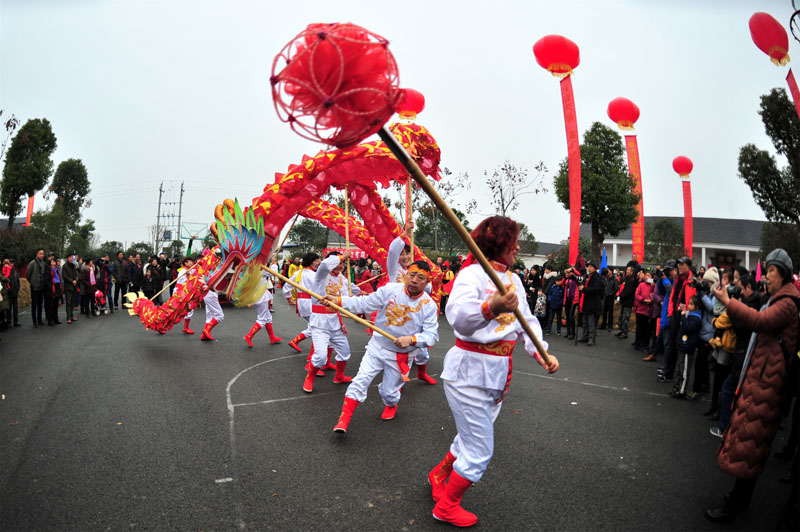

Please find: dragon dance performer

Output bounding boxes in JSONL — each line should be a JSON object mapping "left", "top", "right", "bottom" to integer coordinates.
{"left": 302, "top": 250, "right": 360, "bottom": 393}
{"left": 325, "top": 260, "right": 439, "bottom": 433}
{"left": 243, "top": 270, "right": 283, "bottom": 347}
{"left": 176, "top": 256, "right": 196, "bottom": 335}
{"left": 285, "top": 253, "right": 318, "bottom": 354}
{"left": 200, "top": 248, "right": 224, "bottom": 341}
{"left": 386, "top": 222, "right": 437, "bottom": 385}
{"left": 427, "top": 216, "right": 559, "bottom": 528}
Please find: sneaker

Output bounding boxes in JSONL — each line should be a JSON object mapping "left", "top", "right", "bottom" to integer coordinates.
{"left": 669, "top": 391, "right": 685, "bottom": 399}
{"left": 556, "top": 332, "right": 561, "bottom": 337}
{"left": 587, "top": 340, "right": 595, "bottom": 346}
{"left": 709, "top": 427, "right": 723, "bottom": 438}
{"left": 545, "top": 331, "right": 551, "bottom": 336}
{"left": 657, "top": 374, "right": 669, "bottom": 382}
{"left": 685, "top": 391, "right": 700, "bottom": 400}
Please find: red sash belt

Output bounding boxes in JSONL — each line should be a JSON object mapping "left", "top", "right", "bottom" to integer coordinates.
{"left": 312, "top": 304, "right": 336, "bottom": 314}
{"left": 454, "top": 339, "right": 516, "bottom": 403}
{"left": 455, "top": 339, "right": 516, "bottom": 357}
{"left": 297, "top": 293, "right": 311, "bottom": 299}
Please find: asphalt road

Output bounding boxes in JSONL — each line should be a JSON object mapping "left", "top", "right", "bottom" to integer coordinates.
{"left": 0, "top": 295, "right": 794, "bottom": 531}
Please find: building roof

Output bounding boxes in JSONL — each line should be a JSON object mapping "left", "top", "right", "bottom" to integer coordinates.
{"left": 580, "top": 216, "right": 765, "bottom": 247}
{"left": 534, "top": 241, "right": 565, "bottom": 256}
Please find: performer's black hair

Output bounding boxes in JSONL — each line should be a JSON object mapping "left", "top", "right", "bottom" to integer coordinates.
{"left": 403, "top": 244, "right": 411, "bottom": 253}
{"left": 302, "top": 252, "right": 320, "bottom": 267}
{"left": 411, "top": 260, "right": 430, "bottom": 272}
{"left": 325, "top": 251, "right": 341, "bottom": 259}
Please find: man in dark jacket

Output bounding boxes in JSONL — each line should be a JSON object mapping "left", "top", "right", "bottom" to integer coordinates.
{"left": 658, "top": 256, "right": 697, "bottom": 381}
{"left": 616, "top": 266, "right": 638, "bottom": 339}
{"left": 61, "top": 254, "right": 79, "bottom": 323}
{"left": 599, "top": 268, "right": 619, "bottom": 330}
{"left": 127, "top": 254, "right": 143, "bottom": 293}
{"left": 5, "top": 258, "right": 20, "bottom": 326}
{"left": 113, "top": 251, "right": 126, "bottom": 310}
{"left": 26, "top": 249, "right": 46, "bottom": 327}
{"left": 578, "top": 261, "right": 604, "bottom": 346}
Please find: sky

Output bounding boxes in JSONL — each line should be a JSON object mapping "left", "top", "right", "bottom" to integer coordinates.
{"left": 1, "top": 0, "right": 797, "bottom": 250}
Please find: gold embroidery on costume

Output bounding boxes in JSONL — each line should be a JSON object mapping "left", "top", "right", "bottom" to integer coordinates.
{"left": 326, "top": 276, "right": 344, "bottom": 297}
{"left": 385, "top": 298, "right": 430, "bottom": 326}
{"left": 494, "top": 313, "right": 516, "bottom": 332}
{"left": 480, "top": 340, "right": 516, "bottom": 356}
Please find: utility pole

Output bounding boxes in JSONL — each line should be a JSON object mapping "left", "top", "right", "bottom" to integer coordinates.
{"left": 155, "top": 182, "right": 164, "bottom": 253}
{"left": 177, "top": 181, "right": 184, "bottom": 248}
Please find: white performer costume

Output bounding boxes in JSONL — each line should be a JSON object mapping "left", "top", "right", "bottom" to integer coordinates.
{"left": 308, "top": 255, "right": 359, "bottom": 369}
{"left": 254, "top": 273, "right": 274, "bottom": 326}
{"left": 441, "top": 262, "right": 548, "bottom": 483}
{"left": 387, "top": 235, "right": 432, "bottom": 366}
{"left": 175, "top": 266, "right": 194, "bottom": 319}
{"left": 203, "top": 290, "right": 224, "bottom": 323}
{"left": 339, "top": 282, "right": 439, "bottom": 407}
{"left": 283, "top": 266, "right": 314, "bottom": 336}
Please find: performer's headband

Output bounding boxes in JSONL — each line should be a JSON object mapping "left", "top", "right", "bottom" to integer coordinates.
{"left": 408, "top": 264, "right": 430, "bottom": 279}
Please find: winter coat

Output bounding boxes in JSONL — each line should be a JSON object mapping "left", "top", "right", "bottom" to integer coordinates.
{"left": 604, "top": 274, "right": 620, "bottom": 298}
{"left": 618, "top": 275, "right": 638, "bottom": 307}
{"left": 0, "top": 274, "right": 9, "bottom": 312}
{"left": 541, "top": 271, "right": 558, "bottom": 297}
{"left": 633, "top": 281, "right": 654, "bottom": 316}
{"left": 26, "top": 258, "right": 46, "bottom": 291}
{"left": 5, "top": 267, "right": 20, "bottom": 297}
{"left": 710, "top": 312, "right": 736, "bottom": 354}
{"left": 658, "top": 277, "right": 673, "bottom": 328}
{"left": 676, "top": 310, "right": 703, "bottom": 352}
{"left": 547, "top": 284, "right": 564, "bottom": 310}
{"left": 699, "top": 294, "right": 715, "bottom": 342}
{"left": 61, "top": 262, "right": 79, "bottom": 293}
{"left": 42, "top": 266, "right": 62, "bottom": 299}
{"left": 581, "top": 272, "right": 603, "bottom": 314}
{"left": 113, "top": 258, "right": 126, "bottom": 283}
{"left": 668, "top": 272, "right": 696, "bottom": 319}
{"left": 81, "top": 264, "right": 96, "bottom": 293}
{"left": 717, "top": 282, "right": 800, "bottom": 478}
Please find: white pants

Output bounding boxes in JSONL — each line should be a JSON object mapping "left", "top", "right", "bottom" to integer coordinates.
{"left": 309, "top": 328, "right": 350, "bottom": 367}
{"left": 444, "top": 379, "right": 503, "bottom": 483}
{"left": 255, "top": 291, "right": 273, "bottom": 325}
{"left": 204, "top": 291, "right": 224, "bottom": 323}
{"left": 345, "top": 344, "right": 409, "bottom": 407}
{"left": 413, "top": 347, "right": 430, "bottom": 365}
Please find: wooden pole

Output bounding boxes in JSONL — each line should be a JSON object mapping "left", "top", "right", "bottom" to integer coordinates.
{"left": 344, "top": 185, "right": 352, "bottom": 296}
{"left": 355, "top": 271, "right": 385, "bottom": 287}
{"left": 263, "top": 265, "right": 397, "bottom": 341}
{"left": 150, "top": 268, "right": 188, "bottom": 302}
{"left": 269, "top": 213, "right": 299, "bottom": 266}
{"left": 377, "top": 126, "right": 551, "bottom": 364}
{"left": 406, "top": 177, "right": 414, "bottom": 257}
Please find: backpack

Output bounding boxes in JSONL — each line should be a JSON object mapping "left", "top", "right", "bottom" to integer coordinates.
{"left": 534, "top": 293, "right": 547, "bottom": 317}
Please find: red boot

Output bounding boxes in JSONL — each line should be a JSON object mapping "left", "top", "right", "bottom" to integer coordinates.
{"left": 305, "top": 344, "right": 323, "bottom": 376}
{"left": 201, "top": 318, "right": 219, "bottom": 341}
{"left": 381, "top": 404, "right": 397, "bottom": 420}
{"left": 333, "top": 396, "right": 359, "bottom": 433}
{"left": 323, "top": 347, "right": 337, "bottom": 371}
{"left": 303, "top": 364, "right": 320, "bottom": 393}
{"left": 432, "top": 471, "right": 478, "bottom": 527}
{"left": 183, "top": 318, "right": 195, "bottom": 335}
{"left": 244, "top": 322, "right": 261, "bottom": 347}
{"left": 416, "top": 363, "right": 437, "bottom": 385}
{"left": 288, "top": 332, "right": 306, "bottom": 353}
{"left": 428, "top": 451, "right": 456, "bottom": 502}
{"left": 265, "top": 323, "right": 282, "bottom": 344}
{"left": 333, "top": 360, "right": 352, "bottom": 384}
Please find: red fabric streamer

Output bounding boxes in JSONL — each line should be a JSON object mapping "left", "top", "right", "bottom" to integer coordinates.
{"left": 23, "top": 196, "right": 34, "bottom": 226}
{"left": 682, "top": 180, "right": 693, "bottom": 258}
{"left": 560, "top": 75, "right": 582, "bottom": 266}
{"left": 787, "top": 69, "right": 800, "bottom": 122}
{"left": 625, "top": 136, "right": 645, "bottom": 262}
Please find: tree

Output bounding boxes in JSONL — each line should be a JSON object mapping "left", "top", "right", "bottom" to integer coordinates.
{"left": 554, "top": 122, "right": 639, "bottom": 265}
{"left": 760, "top": 222, "right": 800, "bottom": 273}
{"left": 644, "top": 218, "right": 684, "bottom": 265}
{"left": 97, "top": 240, "right": 124, "bottom": 257}
{"left": 0, "top": 110, "right": 20, "bottom": 160}
{"left": 738, "top": 88, "right": 799, "bottom": 232}
{"left": 518, "top": 222, "right": 539, "bottom": 255}
{"left": 0, "top": 118, "right": 57, "bottom": 227}
{"left": 415, "top": 207, "right": 471, "bottom": 257}
{"left": 289, "top": 218, "right": 328, "bottom": 253}
{"left": 550, "top": 237, "right": 591, "bottom": 272}
{"left": 47, "top": 158, "right": 91, "bottom": 222}
{"left": 29, "top": 203, "right": 69, "bottom": 256}
{"left": 65, "top": 219, "right": 97, "bottom": 258}
{"left": 484, "top": 160, "right": 547, "bottom": 217}
{"left": 126, "top": 241, "right": 154, "bottom": 258}
{"left": 164, "top": 239, "right": 185, "bottom": 258}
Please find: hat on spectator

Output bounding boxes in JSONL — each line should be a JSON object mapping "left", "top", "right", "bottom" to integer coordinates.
{"left": 677, "top": 256, "right": 692, "bottom": 268}
{"left": 663, "top": 259, "right": 677, "bottom": 272}
{"left": 765, "top": 248, "right": 793, "bottom": 280}
{"left": 586, "top": 260, "right": 597, "bottom": 268}
{"left": 702, "top": 267, "right": 720, "bottom": 286}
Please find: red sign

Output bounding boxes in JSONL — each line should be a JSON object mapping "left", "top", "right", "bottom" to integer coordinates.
{"left": 625, "top": 135, "right": 645, "bottom": 262}
{"left": 560, "top": 75, "right": 582, "bottom": 266}
{"left": 682, "top": 180, "right": 693, "bottom": 258}
{"left": 323, "top": 248, "right": 368, "bottom": 260}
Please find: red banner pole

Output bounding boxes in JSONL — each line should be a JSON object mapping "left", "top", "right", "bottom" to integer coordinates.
{"left": 624, "top": 135, "right": 645, "bottom": 263}
{"left": 682, "top": 180, "right": 693, "bottom": 258}
{"left": 560, "top": 75, "right": 582, "bottom": 266}
{"left": 22, "top": 196, "right": 34, "bottom": 226}
{"left": 786, "top": 68, "right": 800, "bottom": 122}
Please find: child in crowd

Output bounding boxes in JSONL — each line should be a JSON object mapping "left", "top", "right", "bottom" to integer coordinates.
{"left": 141, "top": 268, "right": 155, "bottom": 301}
{"left": 545, "top": 276, "right": 564, "bottom": 336}
{"left": 671, "top": 295, "right": 703, "bottom": 398}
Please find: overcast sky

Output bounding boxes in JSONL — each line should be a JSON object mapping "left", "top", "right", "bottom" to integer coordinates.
{"left": 1, "top": 0, "right": 796, "bottom": 249}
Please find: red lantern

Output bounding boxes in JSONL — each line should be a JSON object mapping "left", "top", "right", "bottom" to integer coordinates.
{"left": 749, "top": 12, "right": 790, "bottom": 66}
{"left": 607, "top": 97, "right": 640, "bottom": 130}
{"left": 672, "top": 156, "right": 693, "bottom": 178}
{"left": 396, "top": 88, "right": 425, "bottom": 120}
{"left": 532, "top": 35, "right": 580, "bottom": 78}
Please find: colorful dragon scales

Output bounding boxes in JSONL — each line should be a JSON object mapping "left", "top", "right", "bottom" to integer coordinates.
{"left": 129, "top": 123, "right": 443, "bottom": 333}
